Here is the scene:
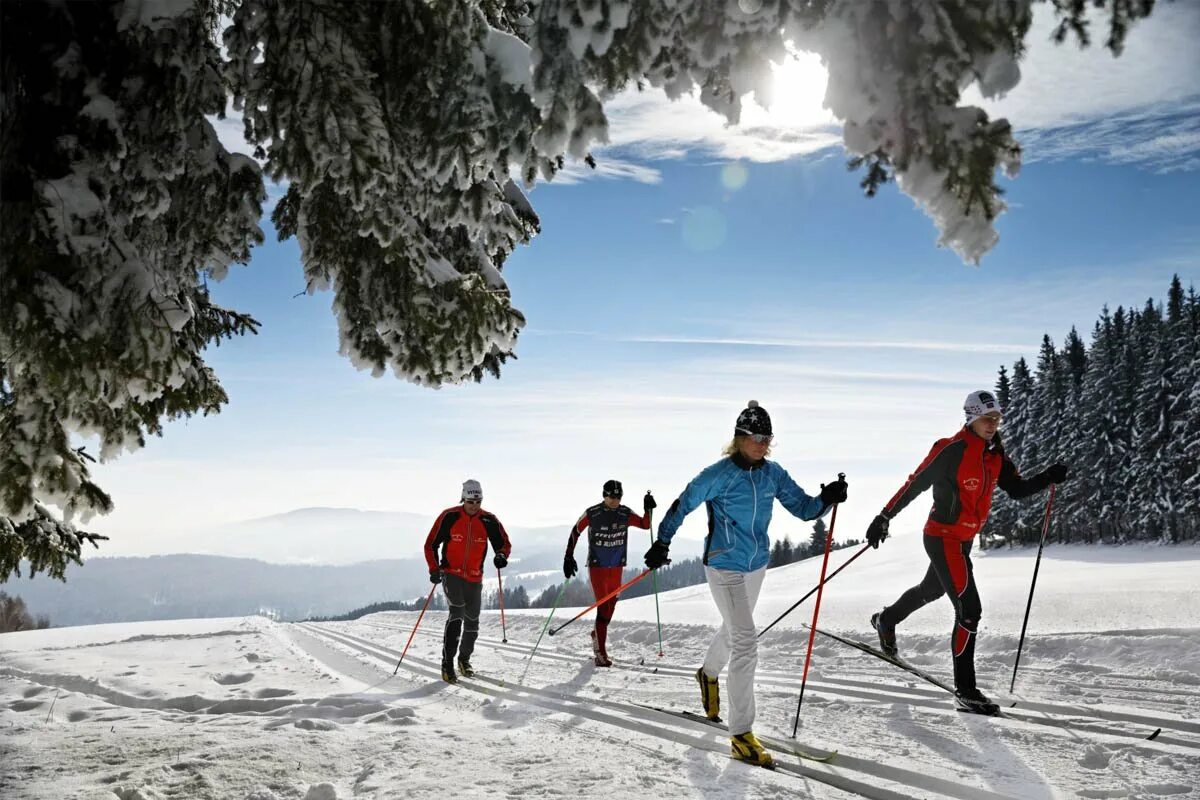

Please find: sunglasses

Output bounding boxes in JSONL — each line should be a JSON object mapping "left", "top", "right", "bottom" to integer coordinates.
{"left": 463, "top": 497, "right": 482, "bottom": 504}
{"left": 603, "top": 492, "right": 623, "bottom": 499}
{"left": 737, "top": 430, "right": 773, "bottom": 444}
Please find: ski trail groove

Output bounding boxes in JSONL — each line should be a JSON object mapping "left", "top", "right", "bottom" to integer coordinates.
{"left": 365, "top": 620, "right": 1199, "bottom": 752}
{"left": 302, "top": 622, "right": 1025, "bottom": 800}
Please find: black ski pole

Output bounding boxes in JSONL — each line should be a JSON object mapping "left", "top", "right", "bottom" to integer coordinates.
{"left": 1010, "top": 483, "right": 1057, "bottom": 693}
{"left": 758, "top": 542, "right": 871, "bottom": 639}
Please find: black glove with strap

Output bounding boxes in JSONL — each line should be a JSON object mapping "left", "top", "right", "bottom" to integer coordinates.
{"left": 493, "top": 553, "right": 508, "bottom": 569}
{"left": 563, "top": 554, "right": 578, "bottom": 579}
{"left": 866, "top": 514, "right": 889, "bottom": 549}
{"left": 643, "top": 491, "right": 657, "bottom": 515}
{"left": 644, "top": 539, "right": 670, "bottom": 570}
{"left": 429, "top": 570, "right": 443, "bottom": 585}
{"left": 820, "top": 474, "right": 848, "bottom": 506}
{"left": 1043, "top": 463, "right": 1069, "bottom": 484}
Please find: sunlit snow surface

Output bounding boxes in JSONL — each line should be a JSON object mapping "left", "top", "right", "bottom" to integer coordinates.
{"left": 3, "top": 544, "right": 1198, "bottom": 799}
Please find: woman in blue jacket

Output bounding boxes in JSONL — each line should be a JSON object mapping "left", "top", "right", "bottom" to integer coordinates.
{"left": 646, "top": 401, "right": 847, "bottom": 768}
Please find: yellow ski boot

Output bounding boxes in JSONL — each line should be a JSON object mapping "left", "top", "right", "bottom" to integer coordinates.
{"left": 731, "top": 732, "right": 775, "bottom": 769}
{"left": 696, "top": 667, "right": 720, "bottom": 722}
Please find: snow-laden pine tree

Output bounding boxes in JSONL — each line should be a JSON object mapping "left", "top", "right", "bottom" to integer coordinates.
{"left": 0, "top": 0, "right": 1164, "bottom": 579}
{"left": 990, "top": 357, "right": 1034, "bottom": 543}
{"left": 990, "top": 277, "right": 1199, "bottom": 546}
{"left": 1, "top": 0, "right": 264, "bottom": 580}
{"left": 1074, "top": 311, "right": 1123, "bottom": 542}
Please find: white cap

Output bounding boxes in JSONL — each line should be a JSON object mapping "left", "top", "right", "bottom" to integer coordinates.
{"left": 963, "top": 390, "right": 1002, "bottom": 425}
{"left": 461, "top": 479, "right": 483, "bottom": 502}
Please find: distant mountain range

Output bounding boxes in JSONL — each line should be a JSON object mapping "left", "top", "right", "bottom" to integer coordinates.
{"left": 5, "top": 507, "right": 701, "bottom": 626}
{"left": 131, "top": 506, "right": 570, "bottom": 565}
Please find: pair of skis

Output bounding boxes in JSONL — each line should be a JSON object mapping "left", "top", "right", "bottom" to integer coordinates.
{"left": 632, "top": 702, "right": 838, "bottom": 766}
{"left": 805, "top": 624, "right": 1004, "bottom": 716}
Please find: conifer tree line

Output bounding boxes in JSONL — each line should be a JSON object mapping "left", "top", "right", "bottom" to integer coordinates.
{"left": 985, "top": 275, "right": 1200, "bottom": 547}
{"left": 0, "top": 591, "right": 51, "bottom": 632}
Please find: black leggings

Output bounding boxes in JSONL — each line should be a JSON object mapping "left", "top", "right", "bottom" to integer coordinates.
{"left": 442, "top": 574, "right": 482, "bottom": 665}
{"left": 880, "top": 535, "right": 982, "bottom": 691}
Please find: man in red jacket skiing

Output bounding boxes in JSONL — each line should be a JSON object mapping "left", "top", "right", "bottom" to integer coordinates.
{"left": 424, "top": 479, "right": 512, "bottom": 684}
{"left": 865, "top": 390, "right": 1067, "bottom": 714}
{"left": 564, "top": 480, "right": 654, "bottom": 666}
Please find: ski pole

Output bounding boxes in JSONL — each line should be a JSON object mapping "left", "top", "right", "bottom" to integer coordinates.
{"left": 496, "top": 565, "right": 508, "bottom": 643}
{"left": 1010, "top": 483, "right": 1057, "bottom": 693}
{"left": 549, "top": 568, "right": 655, "bottom": 637}
{"left": 519, "top": 578, "right": 570, "bottom": 684}
{"left": 394, "top": 584, "right": 437, "bottom": 675}
{"left": 792, "top": 474, "right": 843, "bottom": 737}
{"left": 758, "top": 542, "right": 871, "bottom": 638}
{"left": 647, "top": 492, "right": 664, "bottom": 657}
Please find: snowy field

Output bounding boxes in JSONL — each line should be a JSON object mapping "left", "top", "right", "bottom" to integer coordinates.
{"left": 2, "top": 543, "right": 1198, "bottom": 799}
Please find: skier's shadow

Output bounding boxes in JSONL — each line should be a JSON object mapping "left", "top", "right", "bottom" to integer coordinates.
{"left": 479, "top": 660, "right": 595, "bottom": 729}
{"left": 682, "top": 746, "right": 752, "bottom": 800}
{"left": 885, "top": 703, "right": 1056, "bottom": 799}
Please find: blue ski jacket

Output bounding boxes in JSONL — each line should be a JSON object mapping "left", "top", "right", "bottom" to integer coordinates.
{"left": 657, "top": 453, "right": 830, "bottom": 573}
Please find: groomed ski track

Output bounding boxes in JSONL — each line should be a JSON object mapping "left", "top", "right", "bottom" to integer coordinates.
{"left": 359, "top": 619, "right": 1200, "bottom": 749}
{"left": 297, "top": 620, "right": 1199, "bottom": 799}
{"left": 296, "top": 622, "right": 1000, "bottom": 800}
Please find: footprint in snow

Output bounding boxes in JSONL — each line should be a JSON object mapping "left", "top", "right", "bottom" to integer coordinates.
{"left": 1078, "top": 744, "right": 1113, "bottom": 769}
{"left": 212, "top": 672, "right": 255, "bottom": 685}
{"left": 294, "top": 719, "right": 339, "bottom": 731}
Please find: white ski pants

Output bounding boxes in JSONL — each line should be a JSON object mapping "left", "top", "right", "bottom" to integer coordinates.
{"left": 701, "top": 565, "right": 766, "bottom": 735}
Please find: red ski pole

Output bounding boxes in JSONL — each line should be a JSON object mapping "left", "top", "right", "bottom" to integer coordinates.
{"left": 792, "top": 474, "right": 843, "bottom": 737}
{"left": 548, "top": 568, "right": 655, "bottom": 637}
{"left": 394, "top": 584, "right": 437, "bottom": 675}
{"left": 497, "top": 565, "right": 508, "bottom": 643}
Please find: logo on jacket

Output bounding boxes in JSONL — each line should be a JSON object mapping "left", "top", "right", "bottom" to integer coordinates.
{"left": 963, "top": 477, "right": 981, "bottom": 491}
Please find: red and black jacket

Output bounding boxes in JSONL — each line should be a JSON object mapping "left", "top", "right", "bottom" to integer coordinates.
{"left": 882, "top": 428, "right": 1050, "bottom": 542}
{"left": 424, "top": 506, "right": 512, "bottom": 584}
{"left": 566, "top": 503, "right": 651, "bottom": 568}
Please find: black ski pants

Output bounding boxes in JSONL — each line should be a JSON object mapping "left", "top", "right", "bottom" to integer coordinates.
{"left": 442, "top": 574, "right": 482, "bottom": 666}
{"left": 879, "top": 534, "right": 982, "bottom": 692}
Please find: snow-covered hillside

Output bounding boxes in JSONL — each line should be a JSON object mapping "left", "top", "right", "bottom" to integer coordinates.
{"left": 2, "top": 545, "right": 1198, "bottom": 799}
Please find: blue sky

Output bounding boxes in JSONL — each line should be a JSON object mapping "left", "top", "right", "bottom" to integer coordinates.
{"left": 91, "top": 4, "right": 1199, "bottom": 558}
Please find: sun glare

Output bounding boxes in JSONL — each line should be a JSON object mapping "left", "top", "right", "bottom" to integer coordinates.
{"left": 741, "top": 50, "right": 834, "bottom": 130}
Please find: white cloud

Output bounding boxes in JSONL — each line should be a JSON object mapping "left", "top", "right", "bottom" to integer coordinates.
{"left": 621, "top": 334, "right": 1030, "bottom": 356}
{"left": 966, "top": 2, "right": 1200, "bottom": 130}
{"left": 597, "top": 80, "right": 841, "bottom": 164}
{"left": 549, "top": 156, "right": 663, "bottom": 185}
{"left": 577, "top": 3, "right": 1200, "bottom": 180}
{"left": 1017, "top": 102, "right": 1200, "bottom": 172}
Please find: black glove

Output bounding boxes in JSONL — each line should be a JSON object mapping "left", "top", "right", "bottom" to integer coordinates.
{"left": 563, "top": 554, "right": 578, "bottom": 579}
{"left": 866, "top": 514, "right": 889, "bottom": 549}
{"left": 493, "top": 553, "right": 508, "bottom": 569}
{"left": 643, "top": 491, "right": 657, "bottom": 514}
{"left": 644, "top": 539, "right": 670, "bottom": 570}
{"left": 1044, "top": 463, "right": 1069, "bottom": 484}
{"left": 820, "top": 476, "right": 848, "bottom": 506}
{"left": 429, "top": 570, "right": 442, "bottom": 584}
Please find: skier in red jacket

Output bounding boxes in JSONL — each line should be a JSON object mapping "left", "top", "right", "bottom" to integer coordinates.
{"left": 424, "top": 479, "right": 512, "bottom": 684}
{"left": 563, "top": 480, "right": 654, "bottom": 666}
{"left": 865, "top": 390, "right": 1067, "bottom": 714}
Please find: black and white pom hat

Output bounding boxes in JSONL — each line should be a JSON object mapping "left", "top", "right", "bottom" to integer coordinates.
{"left": 461, "top": 479, "right": 483, "bottom": 502}
{"left": 734, "top": 400, "right": 773, "bottom": 438}
{"left": 963, "top": 390, "right": 1002, "bottom": 425}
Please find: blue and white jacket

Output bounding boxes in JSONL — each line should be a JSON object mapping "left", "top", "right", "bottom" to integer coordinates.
{"left": 657, "top": 453, "right": 829, "bottom": 573}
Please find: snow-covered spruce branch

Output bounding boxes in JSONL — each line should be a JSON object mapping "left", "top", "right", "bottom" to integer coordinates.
{"left": 0, "top": 0, "right": 1158, "bottom": 579}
